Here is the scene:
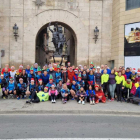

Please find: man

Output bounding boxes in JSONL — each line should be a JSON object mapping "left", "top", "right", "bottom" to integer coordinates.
{"left": 17, "top": 78, "right": 27, "bottom": 99}
{"left": 28, "top": 66, "right": 36, "bottom": 83}
{"left": 55, "top": 65, "right": 62, "bottom": 85}
{"left": 83, "top": 65, "right": 87, "bottom": 71}
{"left": 10, "top": 66, "right": 16, "bottom": 79}
{"left": 5, "top": 78, "right": 16, "bottom": 98}
{"left": 68, "top": 67, "right": 74, "bottom": 83}
{"left": 0, "top": 74, "right": 8, "bottom": 99}
{"left": 67, "top": 62, "right": 71, "bottom": 68}
{"left": 25, "top": 65, "right": 30, "bottom": 75}
{"left": 36, "top": 66, "right": 43, "bottom": 82}
{"left": 33, "top": 63, "right": 38, "bottom": 75}
{"left": 48, "top": 67, "right": 56, "bottom": 83}
{"left": 100, "top": 64, "right": 104, "bottom": 72}
{"left": 46, "top": 75, "right": 56, "bottom": 89}
{"left": 42, "top": 70, "right": 49, "bottom": 85}
{"left": 101, "top": 64, "right": 111, "bottom": 74}
{"left": 62, "top": 67, "right": 68, "bottom": 83}
{"left": 3, "top": 67, "right": 10, "bottom": 83}
{"left": 125, "top": 67, "right": 132, "bottom": 79}
{"left": 2, "top": 64, "right": 11, "bottom": 74}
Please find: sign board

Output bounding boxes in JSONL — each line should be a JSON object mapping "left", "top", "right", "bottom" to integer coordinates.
{"left": 125, "top": 56, "right": 140, "bottom": 70}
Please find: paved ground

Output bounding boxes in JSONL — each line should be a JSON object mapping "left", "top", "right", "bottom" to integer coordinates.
{"left": 0, "top": 98, "right": 139, "bottom": 115}
{"left": 0, "top": 115, "right": 140, "bottom": 139}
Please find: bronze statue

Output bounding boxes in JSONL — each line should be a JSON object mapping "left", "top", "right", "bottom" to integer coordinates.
{"left": 48, "top": 22, "right": 66, "bottom": 55}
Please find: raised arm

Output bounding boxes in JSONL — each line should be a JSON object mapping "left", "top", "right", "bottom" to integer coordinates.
{"left": 48, "top": 22, "right": 53, "bottom": 33}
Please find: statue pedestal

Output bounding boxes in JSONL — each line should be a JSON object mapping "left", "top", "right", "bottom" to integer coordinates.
{"left": 49, "top": 56, "right": 67, "bottom": 66}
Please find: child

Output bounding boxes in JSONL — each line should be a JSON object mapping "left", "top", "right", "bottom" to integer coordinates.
{"left": 86, "top": 85, "right": 96, "bottom": 105}
{"left": 61, "top": 84, "right": 70, "bottom": 104}
{"left": 66, "top": 79, "right": 71, "bottom": 90}
{"left": 77, "top": 86, "right": 87, "bottom": 105}
{"left": 49, "top": 84, "right": 58, "bottom": 103}
{"left": 70, "top": 80, "right": 79, "bottom": 100}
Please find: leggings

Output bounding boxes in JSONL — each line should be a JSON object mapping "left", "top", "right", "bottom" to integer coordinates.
{"left": 116, "top": 84, "right": 122, "bottom": 101}
{"left": 102, "top": 82, "right": 109, "bottom": 96}
{"left": 109, "top": 84, "right": 116, "bottom": 99}
{"left": 89, "top": 95, "right": 95, "bottom": 101}
{"left": 51, "top": 94, "right": 56, "bottom": 100}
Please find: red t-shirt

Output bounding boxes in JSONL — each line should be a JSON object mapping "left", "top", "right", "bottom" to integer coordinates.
{"left": 2, "top": 68, "right": 11, "bottom": 74}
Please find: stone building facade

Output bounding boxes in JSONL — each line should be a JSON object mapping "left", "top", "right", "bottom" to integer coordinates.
{"left": 0, "top": 0, "right": 139, "bottom": 68}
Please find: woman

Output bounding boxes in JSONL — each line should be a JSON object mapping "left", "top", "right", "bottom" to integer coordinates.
{"left": 82, "top": 70, "right": 88, "bottom": 91}
{"left": 36, "top": 79, "right": 44, "bottom": 93}
{"left": 66, "top": 79, "right": 71, "bottom": 90}
{"left": 61, "top": 84, "right": 70, "bottom": 104}
{"left": 21, "top": 69, "right": 28, "bottom": 85}
{"left": 109, "top": 69, "right": 116, "bottom": 101}
{"left": 95, "top": 84, "right": 106, "bottom": 104}
{"left": 86, "top": 85, "right": 96, "bottom": 105}
{"left": 88, "top": 70, "right": 95, "bottom": 88}
{"left": 94, "top": 66, "right": 102, "bottom": 86}
{"left": 122, "top": 69, "right": 127, "bottom": 81}
{"left": 76, "top": 86, "right": 87, "bottom": 105}
{"left": 101, "top": 69, "right": 109, "bottom": 97}
{"left": 115, "top": 71, "right": 125, "bottom": 102}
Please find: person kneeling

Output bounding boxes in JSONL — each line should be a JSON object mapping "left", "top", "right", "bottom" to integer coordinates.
{"left": 77, "top": 87, "right": 87, "bottom": 105}
{"left": 5, "top": 78, "right": 16, "bottom": 99}
{"left": 95, "top": 84, "right": 106, "bottom": 104}
{"left": 61, "top": 84, "right": 70, "bottom": 104}
{"left": 49, "top": 84, "right": 58, "bottom": 103}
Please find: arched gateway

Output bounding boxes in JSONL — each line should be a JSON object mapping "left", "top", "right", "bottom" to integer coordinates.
{"left": 23, "top": 9, "right": 88, "bottom": 66}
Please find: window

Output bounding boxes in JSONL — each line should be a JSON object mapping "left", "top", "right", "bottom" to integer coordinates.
{"left": 126, "top": 0, "right": 140, "bottom": 11}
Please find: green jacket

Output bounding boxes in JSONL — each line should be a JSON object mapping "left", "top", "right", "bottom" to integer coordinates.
{"left": 101, "top": 74, "right": 109, "bottom": 85}
{"left": 125, "top": 81, "right": 132, "bottom": 89}
{"left": 115, "top": 76, "right": 125, "bottom": 86}
{"left": 37, "top": 91, "right": 49, "bottom": 102}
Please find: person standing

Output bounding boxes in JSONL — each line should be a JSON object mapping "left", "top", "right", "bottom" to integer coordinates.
{"left": 115, "top": 71, "right": 125, "bottom": 102}
{"left": 101, "top": 69, "right": 109, "bottom": 97}
{"left": 94, "top": 66, "right": 102, "bottom": 86}
{"left": 109, "top": 69, "right": 116, "bottom": 101}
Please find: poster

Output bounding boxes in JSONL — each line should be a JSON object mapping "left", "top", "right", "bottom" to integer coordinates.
{"left": 124, "top": 22, "right": 140, "bottom": 56}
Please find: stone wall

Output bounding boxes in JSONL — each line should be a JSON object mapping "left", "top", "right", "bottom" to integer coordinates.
{"left": 0, "top": 0, "right": 113, "bottom": 68}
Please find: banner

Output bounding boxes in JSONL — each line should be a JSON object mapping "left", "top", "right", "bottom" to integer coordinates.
{"left": 124, "top": 22, "right": 140, "bottom": 56}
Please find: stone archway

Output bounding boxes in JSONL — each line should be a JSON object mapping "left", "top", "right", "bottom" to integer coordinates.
{"left": 23, "top": 9, "right": 88, "bottom": 66}
{"left": 35, "top": 21, "right": 77, "bottom": 66}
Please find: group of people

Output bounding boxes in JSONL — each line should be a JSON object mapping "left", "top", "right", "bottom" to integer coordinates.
{"left": 0, "top": 62, "right": 140, "bottom": 105}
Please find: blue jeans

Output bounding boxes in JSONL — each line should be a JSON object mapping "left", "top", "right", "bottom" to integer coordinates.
{"left": 109, "top": 84, "right": 116, "bottom": 99}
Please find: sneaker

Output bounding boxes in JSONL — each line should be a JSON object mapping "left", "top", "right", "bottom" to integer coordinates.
{"left": 26, "top": 100, "right": 31, "bottom": 104}
{"left": 3, "top": 96, "right": 6, "bottom": 100}
{"left": 93, "top": 100, "right": 95, "bottom": 105}
{"left": 54, "top": 100, "right": 56, "bottom": 103}
{"left": 17, "top": 97, "right": 20, "bottom": 100}
{"left": 62, "top": 99, "right": 65, "bottom": 104}
{"left": 90, "top": 100, "right": 92, "bottom": 105}
{"left": 71, "top": 98, "right": 74, "bottom": 100}
{"left": 51, "top": 100, "right": 53, "bottom": 103}
{"left": 82, "top": 101, "right": 85, "bottom": 105}
{"left": 78, "top": 100, "right": 81, "bottom": 104}
{"left": 111, "top": 98, "right": 114, "bottom": 101}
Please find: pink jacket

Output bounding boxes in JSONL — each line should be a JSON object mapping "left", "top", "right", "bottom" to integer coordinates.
{"left": 130, "top": 86, "right": 136, "bottom": 95}
{"left": 49, "top": 89, "right": 58, "bottom": 96}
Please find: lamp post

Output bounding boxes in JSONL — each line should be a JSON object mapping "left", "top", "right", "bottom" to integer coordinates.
{"left": 13, "top": 23, "right": 19, "bottom": 41}
{"left": 93, "top": 26, "right": 99, "bottom": 44}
